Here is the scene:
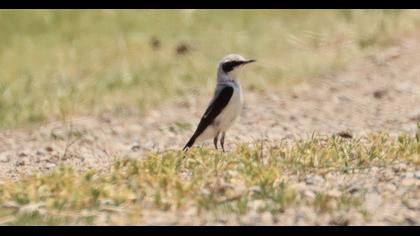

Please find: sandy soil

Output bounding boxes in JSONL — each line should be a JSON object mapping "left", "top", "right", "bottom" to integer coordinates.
{"left": 1, "top": 37, "right": 420, "bottom": 179}
{"left": 0, "top": 36, "right": 419, "bottom": 225}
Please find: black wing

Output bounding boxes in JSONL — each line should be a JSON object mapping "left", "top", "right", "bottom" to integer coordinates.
{"left": 183, "top": 86, "right": 234, "bottom": 150}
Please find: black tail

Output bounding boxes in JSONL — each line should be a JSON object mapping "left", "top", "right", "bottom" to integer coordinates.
{"left": 183, "top": 136, "right": 196, "bottom": 151}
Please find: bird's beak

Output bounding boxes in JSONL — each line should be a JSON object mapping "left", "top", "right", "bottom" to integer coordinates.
{"left": 242, "top": 59, "right": 256, "bottom": 65}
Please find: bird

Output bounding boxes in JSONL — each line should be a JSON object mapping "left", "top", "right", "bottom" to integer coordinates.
{"left": 183, "top": 54, "right": 256, "bottom": 152}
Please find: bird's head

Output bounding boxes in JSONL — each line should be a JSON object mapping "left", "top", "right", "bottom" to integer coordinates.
{"left": 217, "top": 54, "right": 256, "bottom": 81}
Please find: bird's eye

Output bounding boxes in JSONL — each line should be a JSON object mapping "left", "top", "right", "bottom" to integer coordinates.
{"left": 222, "top": 61, "right": 242, "bottom": 73}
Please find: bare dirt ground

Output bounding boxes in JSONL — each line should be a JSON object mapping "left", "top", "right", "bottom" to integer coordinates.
{"left": 0, "top": 37, "right": 419, "bottom": 225}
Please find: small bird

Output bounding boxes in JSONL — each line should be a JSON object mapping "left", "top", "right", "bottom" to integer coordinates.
{"left": 183, "top": 54, "right": 256, "bottom": 152}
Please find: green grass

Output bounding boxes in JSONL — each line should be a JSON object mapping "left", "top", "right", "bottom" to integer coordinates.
{"left": 5, "top": 212, "right": 67, "bottom": 226}
{"left": 1, "top": 10, "right": 420, "bottom": 128}
{"left": 0, "top": 133, "right": 418, "bottom": 225}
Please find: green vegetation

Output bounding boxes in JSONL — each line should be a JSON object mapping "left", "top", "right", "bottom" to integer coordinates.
{"left": 1, "top": 10, "right": 420, "bottom": 225}
{"left": 0, "top": 133, "right": 418, "bottom": 225}
{"left": 1, "top": 10, "right": 420, "bottom": 128}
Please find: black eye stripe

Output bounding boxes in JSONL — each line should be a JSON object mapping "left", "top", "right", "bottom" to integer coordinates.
{"left": 222, "top": 61, "right": 243, "bottom": 73}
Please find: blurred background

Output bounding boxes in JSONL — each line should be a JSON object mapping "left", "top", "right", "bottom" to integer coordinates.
{"left": 1, "top": 10, "right": 420, "bottom": 226}
{"left": 1, "top": 9, "right": 420, "bottom": 129}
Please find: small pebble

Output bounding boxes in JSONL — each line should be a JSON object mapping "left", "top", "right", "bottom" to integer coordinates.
{"left": 18, "top": 152, "right": 28, "bottom": 157}
{"left": 373, "top": 89, "right": 387, "bottom": 99}
{"left": 402, "top": 172, "right": 414, "bottom": 179}
{"left": 364, "top": 192, "right": 383, "bottom": 212}
{"left": 131, "top": 143, "right": 141, "bottom": 152}
{"left": 249, "top": 186, "right": 262, "bottom": 195}
{"left": 383, "top": 183, "right": 397, "bottom": 192}
{"left": 15, "top": 160, "right": 25, "bottom": 166}
{"left": 0, "top": 153, "right": 11, "bottom": 163}
{"left": 414, "top": 171, "right": 420, "bottom": 180}
{"left": 36, "top": 150, "right": 45, "bottom": 156}
{"left": 404, "top": 199, "right": 419, "bottom": 210}
{"left": 327, "top": 189, "right": 342, "bottom": 198}
{"left": 241, "top": 211, "right": 261, "bottom": 225}
{"left": 45, "top": 163, "right": 56, "bottom": 169}
{"left": 305, "top": 175, "right": 325, "bottom": 185}
{"left": 337, "top": 131, "right": 353, "bottom": 139}
{"left": 17, "top": 203, "right": 45, "bottom": 216}
{"left": 401, "top": 178, "right": 417, "bottom": 186}
{"left": 303, "top": 190, "right": 316, "bottom": 200}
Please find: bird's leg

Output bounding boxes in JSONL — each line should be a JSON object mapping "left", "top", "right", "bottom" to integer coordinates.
{"left": 213, "top": 133, "right": 219, "bottom": 150}
{"left": 220, "top": 132, "right": 226, "bottom": 152}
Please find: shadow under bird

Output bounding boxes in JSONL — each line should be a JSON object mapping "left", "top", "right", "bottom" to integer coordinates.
{"left": 183, "top": 54, "right": 256, "bottom": 152}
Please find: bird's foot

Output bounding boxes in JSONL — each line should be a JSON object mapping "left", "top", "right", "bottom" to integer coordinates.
{"left": 220, "top": 132, "right": 226, "bottom": 152}
{"left": 213, "top": 134, "right": 219, "bottom": 150}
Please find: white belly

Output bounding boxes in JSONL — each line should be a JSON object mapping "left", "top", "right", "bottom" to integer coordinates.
{"left": 214, "top": 86, "right": 243, "bottom": 132}
{"left": 195, "top": 84, "right": 243, "bottom": 143}
{"left": 197, "top": 85, "right": 243, "bottom": 142}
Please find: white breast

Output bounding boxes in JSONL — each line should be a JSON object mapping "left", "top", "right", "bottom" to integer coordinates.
{"left": 215, "top": 83, "right": 243, "bottom": 132}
